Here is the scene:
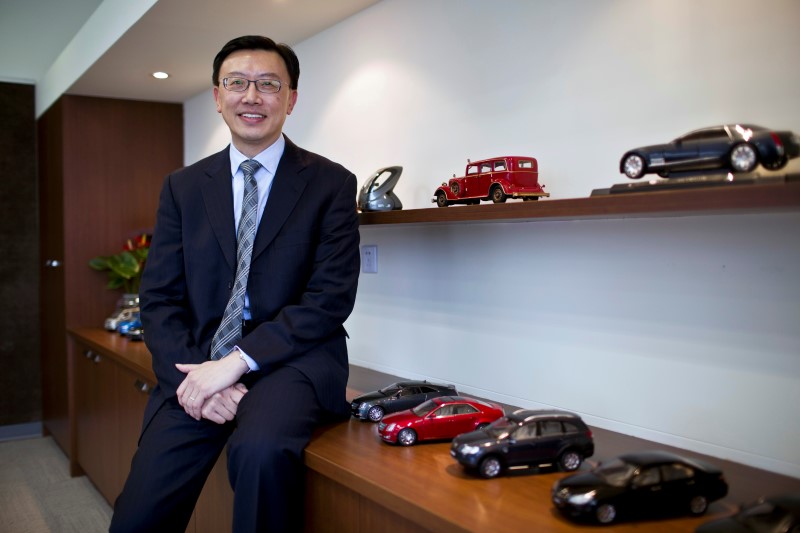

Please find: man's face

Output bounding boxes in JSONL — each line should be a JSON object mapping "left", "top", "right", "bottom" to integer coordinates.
{"left": 213, "top": 49, "right": 298, "bottom": 157}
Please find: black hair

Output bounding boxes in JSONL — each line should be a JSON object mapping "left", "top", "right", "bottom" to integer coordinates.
{"left": 212, "top": 35, "right": 300, "bottom": 90}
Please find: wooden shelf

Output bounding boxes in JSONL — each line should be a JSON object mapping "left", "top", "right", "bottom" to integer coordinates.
{"left": 67, "top": 329, "right": 800, "bottom": 532}
{"left": 359, "top": 180, "right": 800, "bottom": 226}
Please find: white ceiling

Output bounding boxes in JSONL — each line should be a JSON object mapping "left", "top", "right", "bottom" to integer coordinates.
{"left": 0, "top": 0, "right": 104, "bottom": 84}
{"left": 0, "top": 0, "right": 379, "bottom": 103}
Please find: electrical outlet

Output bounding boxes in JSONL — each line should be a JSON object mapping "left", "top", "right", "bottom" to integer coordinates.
{"left": 361, "top": 245, "right": 378, "bottom": 273}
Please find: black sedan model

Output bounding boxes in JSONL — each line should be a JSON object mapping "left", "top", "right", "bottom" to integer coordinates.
{"left": 620, "top": 124, "right": 800, "bottom": 179}
{"left": 450, "top": 409, "right": 594, "bottom": 478}
{"left": 552, "top": 450, "right": 728, "bottom": 525}
{"left": 696, "top": 492, "right": 800, "bottom": 533}
{"left": 350, "top": 380, "right": 458, "bottom": 422}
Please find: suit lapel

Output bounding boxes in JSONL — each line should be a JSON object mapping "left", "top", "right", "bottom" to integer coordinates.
{"left": 252, "top": 136, "right": 308, "bottom": 260}
{"left": 200, "top": 148, "right": 237, "bottom": 270}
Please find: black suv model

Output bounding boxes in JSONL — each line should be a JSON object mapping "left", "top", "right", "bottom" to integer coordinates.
{"left": 350, "top": 380, "right": 458, "bottom": 422}
{"left": 450, "top": 409, "right": 594, "bottom": 478}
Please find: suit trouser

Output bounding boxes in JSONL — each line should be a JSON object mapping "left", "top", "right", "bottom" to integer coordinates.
{"left": 109, "top": 365, "right": 323, "bottom": 533}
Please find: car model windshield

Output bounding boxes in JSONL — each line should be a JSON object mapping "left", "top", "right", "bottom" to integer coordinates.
{"left": 412, "top": 400, "right": 437, "bottom": 417}
{"left": 378, "top": 384, "right": 400, "bottom": 395}
{"left": 485, "top": 417, "right": 517, "bottom": 439}
{"left": 593, "top": 459, "right": 637, "bottom": 487}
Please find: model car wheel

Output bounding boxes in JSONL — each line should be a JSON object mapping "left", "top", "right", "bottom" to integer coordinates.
{"left": 490, "top": 186, "right": 507, "bottom": 203}
{"left": 478, "top": 456, "right": 503, "bottom": 479}
{"left": 688, "top": 495, "right": 709, "bottom": 516}
{"left": 435, "top": 191, "right": 449, "bottom": 208}
{"left": 762, "top": 155, "right": 788, "bottom": 170}
{"left": 397, "top": 428, "right": 417, "bottom": 446}
{"left": 729, "top": 143, "right": 758, "bottom": 172}
{"left": 622, "top": 153, "right": 646, "bottom": 179}
{"left": 367, "top": 405, "right": 385, "bottom": 422}
{"left": 451, "top": 182, "right": 461, "bottom": 196}
{"left": 596, "top": 503, "right": 617, "bottom": 524}
{"left": 558, "top": 450, "right": 582, "bottom": 472}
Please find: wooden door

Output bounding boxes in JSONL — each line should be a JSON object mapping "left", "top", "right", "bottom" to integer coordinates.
{"left": 116, "top": 364, "right": 153, "bottom": 500}
{"left": 38, "top": 100, "right": 70, "bottom": 455}
{"left": 75, "top": 346, "right": 119, "bottom": 503}
{"left": 37, "top": 94, "right": 183, "bottom": 463}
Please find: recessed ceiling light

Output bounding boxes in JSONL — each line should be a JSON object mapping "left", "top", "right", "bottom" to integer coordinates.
{"left": 152, "top": 71, "right": 169, "bottom": 79}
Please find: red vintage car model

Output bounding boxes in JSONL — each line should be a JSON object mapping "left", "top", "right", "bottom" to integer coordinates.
{"left": 433, "top": 156, "right": 549, "bottom": 207}
{"left": 377, "top": 396, "right": 505, "bottom": 446}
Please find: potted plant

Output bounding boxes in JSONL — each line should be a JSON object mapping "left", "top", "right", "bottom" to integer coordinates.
{"left": 89, "top": 233, "right": 151, "bottom": 295}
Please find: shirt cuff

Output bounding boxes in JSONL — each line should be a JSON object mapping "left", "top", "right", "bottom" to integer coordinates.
{"left": 233, "top": 345, "right": 260, "bottom": 372}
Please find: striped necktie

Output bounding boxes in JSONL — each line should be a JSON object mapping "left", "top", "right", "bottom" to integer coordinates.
{"left": 210, "top": 159, "right": 261, "bottom": 360}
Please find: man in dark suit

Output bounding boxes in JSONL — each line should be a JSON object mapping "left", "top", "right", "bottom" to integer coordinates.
{"left": 109, "top": 35, "right": 360, "bottom": 532}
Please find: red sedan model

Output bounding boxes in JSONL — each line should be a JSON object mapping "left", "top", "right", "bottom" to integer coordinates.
{"left": 378, "top": 396, "right": 504, "bottom": 446}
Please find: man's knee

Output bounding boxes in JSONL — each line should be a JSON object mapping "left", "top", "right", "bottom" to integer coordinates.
{"left": 227, "top": 429, "right": 304, "bottom": 475}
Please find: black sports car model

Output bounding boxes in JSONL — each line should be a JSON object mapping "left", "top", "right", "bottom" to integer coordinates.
{"left": 696, "top": 492, "right": 800, "bottom": 533}
{"left": 450, "top": 409, "right": 594, "bottom": 478}
{"left": 350, "top": 380, "right": 458, "bottom": 422}
{"left": 620, "top": 124, "right": 800, "bottom": 179}
{"left": 552, "top": 450, "right": 728, "bottom": 525}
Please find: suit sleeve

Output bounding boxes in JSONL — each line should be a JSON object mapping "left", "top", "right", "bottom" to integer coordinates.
{"left": 237, "top": 171, "right": 360, "bottom": 368}
{"left": 139, "top": 173, "right": 207, "bottom": 396}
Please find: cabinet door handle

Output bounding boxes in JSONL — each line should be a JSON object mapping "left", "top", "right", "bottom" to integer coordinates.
{"left": 133, "top": 379, "right": 151, "bottom": 394}
{"left": 93, "top": 354, "right": 101, "bottom": 364}
{"left": 84, "top": 349, "right": 94, "bottom": 359}
{"left": 44, "top": 259, "right": 62, "bottom": 268}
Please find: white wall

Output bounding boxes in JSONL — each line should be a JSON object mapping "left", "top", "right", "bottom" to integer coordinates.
{"left": 355, "top": 214, "right": 800, "bottom": 477}
{"left": 183, "top": 0, "right": 800, "bottom": 477}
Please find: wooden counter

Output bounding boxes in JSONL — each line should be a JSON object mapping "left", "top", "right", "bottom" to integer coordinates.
{"left": 68, "top": 328, "right": 800, "bottom": 532}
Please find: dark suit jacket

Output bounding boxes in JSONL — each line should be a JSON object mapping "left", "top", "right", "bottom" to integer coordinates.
{"left": 139, "top": 136, "right": 360, "bottom": 430}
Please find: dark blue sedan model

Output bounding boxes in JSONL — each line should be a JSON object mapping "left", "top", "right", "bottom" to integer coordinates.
{"left": 350, "top": 381, "right": 458, "bottom": 422}
{"left": 552, "top": 450, "right": 728, "bottom": 525}
{"left": 620, "top": 124, "right": 800, "bottom": 179}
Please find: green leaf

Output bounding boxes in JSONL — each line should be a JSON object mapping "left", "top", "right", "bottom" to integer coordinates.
{"left": 88, "top": 236, "right": 150, "bottom": 294}
{"left": 131, "top": 248, "right": 149, "bottom": 262}
{"left": 88, "top": 256, "right": 111, "bottom": 270}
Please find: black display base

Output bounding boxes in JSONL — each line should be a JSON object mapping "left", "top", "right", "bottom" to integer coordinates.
{"left": 592, "top": 171, "right": 799, "bottom": 196}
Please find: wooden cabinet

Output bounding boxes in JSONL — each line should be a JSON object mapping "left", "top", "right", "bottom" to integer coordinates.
{"left": 75, "top": 346, "right": 118, "bottom": 502}
{"left": 71, "top": 334, "right": 154, "bottom": 505}
{"left": 68, "top": 329, "right": 232, "bottom": 532}
{"left": 117, "top": 364, "right": 152, "bottom": 497}
{"left": 38, "top": 95, "right": 183, "bottom": 461}
{"left": 193, "top": 454, "right": 234, "bottom": 533}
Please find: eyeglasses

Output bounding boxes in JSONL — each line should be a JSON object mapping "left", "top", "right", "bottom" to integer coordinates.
{"left": 222, "top": 77, "right": 283, "bottom": 94}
